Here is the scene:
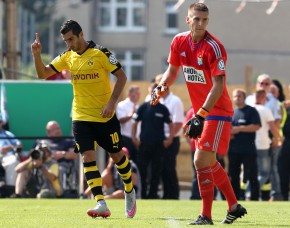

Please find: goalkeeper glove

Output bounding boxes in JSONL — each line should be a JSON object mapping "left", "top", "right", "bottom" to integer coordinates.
{"left": 150, "top": 82, "right": 168, "bottom": 106}
{"left": 183, "top": 107, "right": 209, "bottom": 139}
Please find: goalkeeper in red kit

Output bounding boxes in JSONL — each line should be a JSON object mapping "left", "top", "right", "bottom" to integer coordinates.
{"left": 151, "top": 3, "right": 247, "bottom": 225}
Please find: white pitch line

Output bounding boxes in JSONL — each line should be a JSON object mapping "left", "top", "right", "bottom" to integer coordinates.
{"left": 166, "top": 217, "right": 182, "bottom": 228}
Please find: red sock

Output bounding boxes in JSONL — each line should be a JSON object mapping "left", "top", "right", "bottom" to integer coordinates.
{"left": 196, "top": 166, "right": 214, "bottom": 219}
{"left": 211, "top": 161, "right": 237, "bottom": 211}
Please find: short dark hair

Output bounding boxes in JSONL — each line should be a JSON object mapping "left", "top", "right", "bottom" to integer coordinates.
{"left": 188, "top": 3, "right": 209, "bottom": 12}
{"left": 60, "top": 20, "right": 82, "bottom": 36}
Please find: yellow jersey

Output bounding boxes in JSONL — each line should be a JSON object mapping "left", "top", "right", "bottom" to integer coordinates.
{"left": 50, "top": 41, "right": 122, "bottom": 122}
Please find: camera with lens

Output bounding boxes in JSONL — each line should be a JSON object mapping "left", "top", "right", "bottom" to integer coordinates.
{"left": 30, "top": 141, "right": 49, "bottom": 160}
{"left": 30, "top": 148, "right": 44, "bottom": 160}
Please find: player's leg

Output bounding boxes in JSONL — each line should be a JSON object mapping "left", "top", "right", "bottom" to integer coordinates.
{"left": 73, "top": 121, "right": 110, "bottom": 218}
{"left": 203, "top": 120, "right": 247, "bottom": 224}
{"left": 98, "top": 115, "right": 136, "bottom": 218}
{"left": 188, "top": 148, "right": 216, "bottom": 225}
{"left": 110, "top": 150, "right": 136, "bottom": 218}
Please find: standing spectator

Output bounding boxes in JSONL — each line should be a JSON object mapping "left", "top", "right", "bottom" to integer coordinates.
{"left": 278, "top": 84, "right": 290, "bottom": 201}
{"left": 31, "top": 20, "right": 136, "bottom": 218}
{"left": 150, "top": 3, "right": 247, "bottom": 225}
{"left": 0, "top": 113, "right": 22, "bottom": 197}
{"left": 268, "top": 83, "right": 284, "bottom": 201}
{"left": 254, "top": 89, "right": 283, "bottom": 199}
{"left": 228, "top": 89, "right": 261, "bottom": 201}
{"left": 155, "top": 74, "right": 184, "bottom": 199}
{"left": 132, "top": 83, "right": 173, "bottom": 199}
{"left": 34, "top": 120, "right": 77, "bottom": 194}
{"left": 116, "top": 85, "right": 140, "bottom": 163}
{"left": 14, "top": 141, "right": 62, "bottom": 198}
{"left": 246, "top": 74, "right": 282, "bottom": 200}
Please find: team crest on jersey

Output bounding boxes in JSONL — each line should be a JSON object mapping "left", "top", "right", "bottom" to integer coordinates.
{"left": 183, "top": 66, "right": 206, "bottom": 84}
{"left": 109, "top": 54, "right": 118, "bottom": 65}
{"left": 197, "top": 56, "right": 203, "bottom": 66}
{"left": 218, "top": 59, "right": 225, "bottom": 71}
{"left": 87, "top": 59, "right": 94, "bottom": 66}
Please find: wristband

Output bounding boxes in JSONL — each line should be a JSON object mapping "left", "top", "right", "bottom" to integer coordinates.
{"left": 197, "top": 107, "right": 209, "bottom": 119}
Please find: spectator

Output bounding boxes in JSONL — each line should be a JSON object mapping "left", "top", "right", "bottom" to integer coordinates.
{"left": 82, "top": 147, "right": 141, "bottom": 199}
{"left": 228, "top": 89, "right": 261, "bottom": 201}
{"left": 116, "top": 85, "right": 140, "bottom": 163}
{"left": 268, "top": 83, "right": 284, "bottom": 201}
{"left": 0, "top": 113, "right": 22, "bottom": 197}
{"left": 144, "top": 78, "right": 156, "bottom": 102}
{"left": 132, "top": 83, "right": 173, "bottom": 199}
{"left": 155, "top": 74, "right": 184, "bottom": 199}
{"left": 254, "top": 89, "right": 283, "bottom": 199}
{"left": 34, "top": 120, "right": 77, "bottom": 193}
{"left": 14, "top": 141, "right": 62, "bottom": 198}
{"left": 278, "top": 84, "right": 290, "bottom": 201}
{"left": 246, "top": 74, "right": 282, "bottom": 200}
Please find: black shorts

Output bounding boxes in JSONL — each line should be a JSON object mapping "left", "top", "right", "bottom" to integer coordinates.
{"left": 72, "top": 115, "right": 124, "bottom": 154}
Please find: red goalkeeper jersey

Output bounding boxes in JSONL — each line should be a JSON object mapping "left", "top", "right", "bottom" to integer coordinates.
{"left": 168, "top": 30, "right": 233, "bottom": 117}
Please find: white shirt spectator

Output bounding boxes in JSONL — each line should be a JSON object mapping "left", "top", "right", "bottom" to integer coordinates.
{"left": 246, "top": 92, "right": 281, "bottom": 120}
{"left": 116, "top": 98, "right": 137, "bottom": 138}
{"left": 254, "top": 104, "right": 275, "bottom": 150}
{"left": 160, "top": 92, "right": 184, "bottom": 138}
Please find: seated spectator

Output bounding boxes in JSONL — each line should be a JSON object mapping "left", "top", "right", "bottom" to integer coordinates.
{"left": 0, "top": 113, "right": 22, "bottom": 197}
{"left": 14, "top": 141, "right": 62, "bottom": 198}
{"left": 34, "top": 120, "right": 77, "bottom": 193}
{"left": 82, "top": 147, "right": 141, "bottom": 199}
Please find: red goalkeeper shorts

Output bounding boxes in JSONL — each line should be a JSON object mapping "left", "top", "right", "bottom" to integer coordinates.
{"left": 195, "top": 118, "right": 231, "bottom": 155}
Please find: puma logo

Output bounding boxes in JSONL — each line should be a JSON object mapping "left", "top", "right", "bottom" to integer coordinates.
{"left": 113, "top": 144, "right": 119, "bottom": 149}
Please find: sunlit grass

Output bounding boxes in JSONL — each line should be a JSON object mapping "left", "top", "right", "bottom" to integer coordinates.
{"left": 1, "top": 199, "right": 289, "bottom": 227}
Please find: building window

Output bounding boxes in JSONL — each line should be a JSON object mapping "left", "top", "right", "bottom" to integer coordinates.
{"left": 115, "top": 51, "right": 144, "bottom": 81}
{"left": 165, "top": 2, "right": 178, "bottom": 34}
{"left": 98, "top": 0, "right": 146, "bottom": 32}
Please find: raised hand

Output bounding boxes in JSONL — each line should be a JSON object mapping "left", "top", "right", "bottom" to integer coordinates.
{"left": 31, "top": 32, "right": 42, "bottom": 55}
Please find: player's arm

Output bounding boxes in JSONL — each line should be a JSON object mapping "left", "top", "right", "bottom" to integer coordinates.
{"left": 159, "top": 64, "right": 180, "bottom": 86}
{"left": 101, "top": 68, "right": 127, "bottom": 118}
{"left": 183, "top": 75, "right": 224, "bottom": 139}
{"left": 202, "top": 75, "right": 224, "bottom": 112}
{"left": 31, "top": 33, "right": 55, "bottom": 79}
{"left": 150, "top": 64, "right": 179, "bottom": 105}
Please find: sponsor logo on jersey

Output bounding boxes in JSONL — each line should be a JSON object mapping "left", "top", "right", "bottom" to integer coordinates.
{"left": 180, "top": 51, "right": 186, "bottom": 57}
{"left": 109, "top": 54, "right": 118, "bottom": 65}
{"left": 183, "top": 66, "right": 206, "bottom": 84}
{"left": 197, "top": 56, "right": 203, "bottom": 66}
{"left": 71, "top": 73, "right": 99, "bottom": 80}
{"left": 218, "top": 59, "right": 225, "bottom": 71}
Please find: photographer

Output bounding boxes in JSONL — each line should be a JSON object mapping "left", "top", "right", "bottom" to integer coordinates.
{"left": 13, "top": 141, "right": 62, "bottom": 198}
{"left": 0, "top": 114, "right": 22, "bottom": 198}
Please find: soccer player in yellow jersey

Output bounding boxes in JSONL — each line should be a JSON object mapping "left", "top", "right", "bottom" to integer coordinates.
{"left": 31, "top": 20, "right": 136, "bottom": 219}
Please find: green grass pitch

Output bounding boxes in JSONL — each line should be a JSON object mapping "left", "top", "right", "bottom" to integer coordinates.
{"left": 1, "top": 199, "right": 289, "bottom": 227}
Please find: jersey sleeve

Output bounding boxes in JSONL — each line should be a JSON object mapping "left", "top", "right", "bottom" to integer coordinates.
{"left": 207, "top": 43, "right": 227, "bottom": 77}
{"left": 50, "top": 52, "right": 70, "bottom": 73}
{"left": 99, "top": 48, "right": 122, "bottom": 74}
{"left": 168, "top": 36, "right": 181, "bottom": 66}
